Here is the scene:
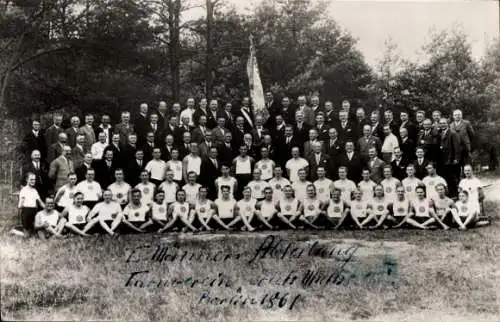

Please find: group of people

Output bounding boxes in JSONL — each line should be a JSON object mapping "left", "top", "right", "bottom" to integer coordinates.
{"left": 17, "top": 93, "right": 486, "bottom": 238}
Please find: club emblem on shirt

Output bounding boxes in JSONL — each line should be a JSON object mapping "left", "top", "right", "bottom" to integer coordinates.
{"left": 356, "top": 204, "right": 363, "bottom": 210}
{"left": 254, "top": 185, "right": 260, "bottom": 191}
{"left": 76, "top": 215, "right": 84, "bottom": 222}
{"left": 245, "top": 205, "right": 252, "bottom": 212}
{"left": 158, "top": 207, "right": 165, "bottom": 213}
{"left": 385, "top": 187, "right": 392, "bottom": 193}
{"left": 406, "top": 186, "right": 412, "bottom": 192}
{"left": 377, "top": 205, "right": 384, "bottom": 211}
{"left": 308, "top": 204, "right": 315, "bottom": 211}
{"left": 418, "top": 206, "right": 425, "bottom": 213}
{"left": 429, "top": 181, "right": 435, "bottom": 186}
{"left": 134, "top": 212, "right": 140, "bottom": 217}
{"left": 262, "top": 164, "right": 267, "bottom": 170}
{"left": 333, "top": 206, "right": 341, "bottom": 212}
{"left": 117, "top": 193, "right": 123, "bottom": 199}
{"left": 285, "top": 205, "right": 292, "bottom": 211}
{"left": 111, "top": 213, "right": 117, "bottom": 219}
{"left": 461, "top": 206, "right": 468, "bottom": 212}
{"left": 180, "top": 206, "right": 187, "bottom": 213}
{"left": 199, "top": 207, "right": 206, "bottom": 213}
{"left": 143, "top": 187, "right": 150, "bottom": 194}
{"left": 275, "top": 184, "right": 281, "bottom": 190}
{"left": 318, "top": 188, "right": 325, "bottom": 194}
{"left": 397, "top": 207, "right": 405, "bottom": 213}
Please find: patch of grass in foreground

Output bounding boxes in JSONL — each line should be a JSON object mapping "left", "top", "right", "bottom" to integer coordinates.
{"left": 0, "top": 202, "right": 499, "bottom": 321}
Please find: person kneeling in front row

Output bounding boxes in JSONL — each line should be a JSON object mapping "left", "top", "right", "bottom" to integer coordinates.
{"left": 34, "top": 196, "right": 66, "bottom": 238}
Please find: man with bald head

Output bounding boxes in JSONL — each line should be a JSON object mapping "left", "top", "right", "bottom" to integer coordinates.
{"left": 307, "top": 141, "right": 332, "bottom": 181}
{"left": 157, "top": 101, "right": 168, "bottom": 131}
{"left": 296, "top": 95, "right": 315, "bottom": 126}
{"left": 450, "top": 109, "right": 475, "bottom": 166}
{"left": 134, "top": 103, "right": 149, "bottom": 145}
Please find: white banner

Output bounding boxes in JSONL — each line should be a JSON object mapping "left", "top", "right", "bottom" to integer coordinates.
{"left": 247, "top": 35, "right": 267, "bottom": 120}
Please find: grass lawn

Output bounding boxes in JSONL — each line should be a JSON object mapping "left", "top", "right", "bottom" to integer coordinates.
{"left": 1, "top": 185, "right": 499, "bottom": 321}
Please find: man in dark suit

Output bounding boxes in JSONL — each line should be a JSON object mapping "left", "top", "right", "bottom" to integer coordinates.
{"left": 192, "top": 98, "right": 209, "bottom": 128}
{"left": 160, "top": 134, "right": 176, "bottom": 162}
{"left": 44, "top": 114, "right": 64, "bottom": 148}
{"left": 323, "top": 101, "right": 337, "bottom": 127}
{"left": 47, "top": 132, "right": 68, "bottom": 164}
{"left": 75, "top": 153, "right": 94, "bottom": 183}
{"left": 399, "top": 110, "right": 417, "bottom": 142}
{"left": 177, "top": 132, "right": 192, "bottom": 160}
{"left": 232, "top": 116, "right": 246, "bottom": 150}
{"left": 276, "top": 125, "right": 299, "bottom": 168}
{"left": 307, "top": 141, "right": 332, "bottom": 181}
{"left": 294, "top": 111, "right": 311, "bottom": 148}
{"left": 357, "top": 124, "right": 381, "bottom": 162}
{"left": 206, "top": 99, "right": 222, "bottom": 129}
{"left": 355, "top": 108, "right": 370, "bottom": 137}
{"left": 265, "top": 91, "right": 281, "bottom": 127}
{"left": 22, "top": 120, "right": 47, "bottom": 160}
{"left": 437, "top": 118, "right": 461, "bottom": 197}
{"left": 175, "top": 118, "right": 194, "bottom": 144}
{"left": 235, "top": 97, "right": 255, "bottom": 133}
{"left": 272, "top": 115, "right": 287, "bottom": 142}
{"left": 134, "top": 103, "right": 150, "bottom": 145}
{"left": 296, "top": 95, "right": 315, "bottom": 127}
{"left": 314, "top": 113, "right": 330, "bottom": 143}
{"left": 366, "top": 147, "right": 386, "bottom": 184}
{"left": 146, "top": 113, "right": 163, "bottom": 146}
{"left": 338, "top": 141, "right": 363, "bottom": 183}
{"left": 413, "top": 147, "right": 430, "bottom": 179}
{"left": 399, "top": 127, "right": 415, "bottom": 161}
{"left": 391, "top": 147, "right": 409, "bottom": 181}
{"left": 71, "top": 134, "right": 87, "bottom": 169}
{"left": 191, "top": 115, "right": 208, "bottom": 144}
{"left": 337, "top": 110, "right": 358, "bottom": 144}
{"left": 217, "top": 132, "right": 237, "bottom": 165}
{"left": 95, "top": 149, "right": 118, "bottom": 189}
{"left": 156, "top": 101, "right": 168, "bottom": 132}
{"left": 309, "top": 95, "right": 323, "bottom": 117}
{"left": 200, "top": 146, "right": 221, "bottom": 200}
{"left": 384, "top": 109, "right": 400, "bottom": 137}
{"left": 417, "top": 119, "right": 440, "bottom": 163}
{"left": 278, "top": 97, "right": 295, "bottom": 126}
{"left": 251, "top": 114, "right": 268, "bottom": 148}
{"left": 125, "top": 150, "right": 146, "bottom": 187}
{"left": 65, "top": 116, "right": 81, "bottom": 148}
{"left": 222, "top": 102, "right": 235, "bottom": 131}
{"left": 450, "top": 109, "right": 475, "bottom": 166}
{"left": 21, "top": 149, "right": 49, "bottom": 197}
{"left": 369, "top": 111, "right": 384, "bottom": 140}
{"left": 141, "top": 131, "right": 157, "bottom": 163}
{"left": 162, "top": 115, "right": 179, "bottom": 143}
{"left": 325, "top": 128, "right": 344, "bottom": 162}
{"left": 95, "top": 114, "right": 113, "bottom": 146}
{"left": 198, "top": 130, "right": 216, "bottom": 160}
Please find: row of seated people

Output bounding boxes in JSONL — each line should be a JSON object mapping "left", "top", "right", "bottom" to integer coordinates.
{"left": 18, "top": 163, "right": 486, "bottom": 238}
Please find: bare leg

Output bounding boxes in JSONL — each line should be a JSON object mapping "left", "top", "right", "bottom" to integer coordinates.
{"left": 65, "top": 223, "right": 89, "bottom": 236}
{"left": 122, "top": 219, "right": 146, "bottom": 233}
{"left": 277, "top": 213, "right": 296, "bottom": 229}
{"left": 405, "top": 218, "right": 428, "bottom": 229}
{"left": 211, "top": 216, "right": 232, "bottom": 230}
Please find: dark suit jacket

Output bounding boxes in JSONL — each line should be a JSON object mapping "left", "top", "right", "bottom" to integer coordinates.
{"left": 177, "top": 143, "right": 191, "bottom": 160}
{"left": 192, "top": 108, "right": 209, "bottom": 127}
{"left": 413, "top": 158, "right": 430, "bottom": 180}
{"left": 276, "top": 136, "right": 300, "bottom": 167}
{"left": 71, "top": 145, "right": 86, "bottom": 168}
{"left": 338, "top": 152, "right": 364, "bottom": 183}
{"left": 450, "top": 120, "right": 474, "bottom": 153}
{"left": 367, "top": 157, "right": 386, "bottom": 183}
{"left": 439, "top": 129, "right": 461, "bottom": 166}
{"left": 95, "top": 125, "right": 113, "bottom": 144}
{"left": 399, "top": 121, "right": 417, "bottom": 142}
{"left": 417, "top": 129, "right": 439, "bottom": 162}
{"left": 191, "top": 126, "right": 208, "bottom": 144}
{"left": 391, "top": 158, "right": 409, "bottom": 181}
{"left": 337, "top": 121, "right": 358, "bottom": 143}
{"left": 314, "top": 124, "right": 330, "bottom": 143}
{"left": 235, "top": 107, "right": 255, "bottom": 133}
{"left": 206, "top": 109, "right": 223, "bottom": 129}
{"left": 355, "top": 119, "right": 370, "bottom": 137}
{"left": 212, "top": 127, "right": 229, "bottom": 145}
{"left": 357, "top": 136, "right": 381, "bottom": 161}
{"left": 47, "top": 142, "right": 65, "bottom": 164}
{"left": 21, "top": 161, "right": 49, "bottom": 193}
{"left": 399, "top": 137, "right": 416, "bottom": 161}
{"left": 125, "top": 159, "right": 146, "bottom": 187}
{"left": 122, "top": 144, "right": 139, "bottom": 164}
{"left": 160, "top": 145, "right": 175, "bottom": 162}
{"left": 200, "top": 157, "right": 221, "bottom": 199}
{"left": 231, "top": 128, "right": 246, "bottom": 150}
{"left": 175, "top": 125, "right": 194, "bottom": 144}
{"left": 65, "top": 127, "right": 80, "bottom": 148}
{"left": 134, "top": 114, "right": 150, "bottom": 145}
{"left": 218, "top": 142, "right": 237, "bottom": 166}
{"left": 75, "top": 163, "right": 92, "bottom": 183}
{"left": 198, "top": 141, "right": 216, "bottom": 159}
{"left": 324, "top": 139, "right": 344, "bottom": 162}
{"left": 23, "top": 131, "right": 47, "bottom": 159}
{"left": 44, "top": 125, "right": 64, "bottom": 148}
{"left": 277, "top": 106, "right": 295, "bottom": 125}
{"left": 307, "top": 153, "right": 332, "bottom": 181}
{"left": 370, "top": 123, "right": 384, "bottom": 140}
{"left": 95, "top": 159, "right": 118, "bottom": 189}
{"left": 324, "top": 110, "right": 338, "bottom": 128}
{"left": 251, "top": 127, "right": 268, "bottom": 147}
{"left": 293, "top": 123, "right": 312, "bottom": 148}
{"left": 104, "top": 144, "right": 123, "bottom": 167}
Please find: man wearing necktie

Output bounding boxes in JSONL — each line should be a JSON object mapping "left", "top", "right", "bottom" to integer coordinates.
{"left": 200, "top": 147, "right": 221, "bottom": 199}
{"left": 22, "top": 149, "right": 48, "bottom": 197}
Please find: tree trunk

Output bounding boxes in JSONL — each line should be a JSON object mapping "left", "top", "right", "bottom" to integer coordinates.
{"left": 205, "top": 0, "right": 214, "bottom": 100}
{"left": 168, "top": 0, "right": 181, "bottom": 101}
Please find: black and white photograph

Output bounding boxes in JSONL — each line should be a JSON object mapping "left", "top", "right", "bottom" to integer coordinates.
{"left": 0, "top": 0, "right": 499, "bottom": 321}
